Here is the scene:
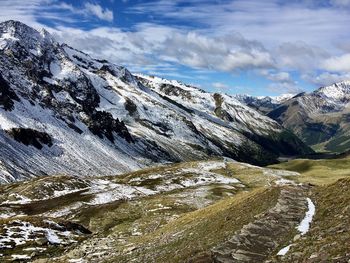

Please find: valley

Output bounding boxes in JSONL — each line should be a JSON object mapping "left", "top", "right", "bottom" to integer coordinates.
{"left": 0, "top": 19, "right": 349, "bottom": 263}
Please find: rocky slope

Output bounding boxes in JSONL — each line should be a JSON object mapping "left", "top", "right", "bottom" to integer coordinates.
{"left": 0, "top": 20, "right": 312, "bottom": 183}
{"left": 267, "top": 81, "right": 350, "bottom": 153}
{"left": 212, "top": 184, "right": 311, "bottom": 262}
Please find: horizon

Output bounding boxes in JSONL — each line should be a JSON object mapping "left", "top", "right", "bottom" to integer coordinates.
{"left": 1, "top": 0, "right": 350, "bottom": 96}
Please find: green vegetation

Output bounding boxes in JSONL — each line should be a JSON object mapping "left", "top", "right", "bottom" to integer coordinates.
{"left": 269, "top": 156, "right": 350, "bottom": 185}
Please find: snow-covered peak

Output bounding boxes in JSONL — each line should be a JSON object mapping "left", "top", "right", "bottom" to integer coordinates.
{"left": 135, "top": 73, "right": 204, "bottom": 93}
{"left": 235, "top": 93, "right": 294, "bottom": 105}
{"left": 234, "top": 93, "right": 295, "bottom": 114}
{"left": 269, "top": 93, "right": 295, "bottom": 103}
{"left": 315, "top": 80, "right": 350, "bottom": 100}
{"left": 0, "top": 20, "right": 54, "bottom": 52}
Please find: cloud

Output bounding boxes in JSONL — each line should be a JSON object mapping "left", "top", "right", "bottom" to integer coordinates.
{"left": 52, "top": 24, "right": 275, "bottom": 74}
{"left": 322, "top": 53, "right": 350, "bottom": 72}
{"left": 1, "top": 0, "right": 350, "bottom": 94}
{"left": 330, "top": 0, "right": 350, "bottom": 7}
{"left": 0, "top": 0, "right": 47, "bottom": 27}
{"left": 261, "top": 71, "right": 293, "bottom": 83}
{"left": 276, "top": 42, "right": 330, "bottom": 72}
{"left": 127, "top": 0, "right": 350, "bottom": 50}
{"left": 84, "top": 3, "right": 114, "bottom": 22}
{"left": 212, "top": 82, "right": 229, "bottom": 90}
{"left": 0, "top": 0, "right": 114, "bottom": 26}
{"left": 303, "top": 72, "right": 350, "bottom": 86}
{"left": 159, "top": 31, "right": 274, "bottom": 71}
{"left": 259, "top": 70, "right": 301, "bottom": 93}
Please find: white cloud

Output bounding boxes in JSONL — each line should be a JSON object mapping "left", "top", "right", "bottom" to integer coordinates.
{"left": 212, "top": 82, "right": 229, "bottom": 90}
{"left": 276, "top": 42, "right": 330, "bottom": 72}
{"left": 128, "top": 0, "right": 350, "bottom": 50}
{"left": 322, "top": 53, "right": 350, "bottom": 72}
{"left": 52, "top": 25, "right": 275, "bottom": 74}
{"left": 303, "top": 72, "right": 350, "bottom": 86}
{"left": 1, "top": 0, "right": 350, "bottom": 93}
{"left": 0, "top": 1, "right": 114, "bottom": 26}
{"left": 84, "top": 3, "right": 114, "bottom": 22}
{"left": 259, "top": 70, "right": 300, "bottom": 93}
{"left": 260, "top": 71, "right": 293, "bottom": 83}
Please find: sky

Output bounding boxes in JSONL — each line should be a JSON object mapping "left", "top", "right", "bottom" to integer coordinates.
{"left": 0, "top": 0, "right": 350, "bottom": 96}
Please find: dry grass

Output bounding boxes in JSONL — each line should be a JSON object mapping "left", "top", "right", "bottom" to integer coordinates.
{"left": 108, "top": 187, "right": 280, "bottom": 263}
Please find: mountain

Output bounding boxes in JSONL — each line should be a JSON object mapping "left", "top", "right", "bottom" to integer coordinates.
{"left": 267, "top": 81, "right": 350, "bottom": 153}
{"left": 0, "top": 20, "right": 312, "bottom": 183}
{"left": 235, "top": 93, "right": 295, "bottom": 114}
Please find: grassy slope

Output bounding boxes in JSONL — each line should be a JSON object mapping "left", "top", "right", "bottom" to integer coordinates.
{"left": 268, "top": 157, "right": 350, "bottom": 262}
{"left": 20, "top": 160, "right": 287, "bottom": 263}
{"left": 269, "top": 156, "right": 350, "bottom": 185}
{"left": 3, "top": 157, "right": 350, "bottom": 262}
{"left": 0, "top": 159, "right": 283, "bottom": 262}
{"left": 108, "top": 187, "right": 280, "bottom": 263}
{"left": 275, "top": 178, "right": 350, "bottom": 262}
{"left": 102, "top": 162, "right": 287, "bottom": 262}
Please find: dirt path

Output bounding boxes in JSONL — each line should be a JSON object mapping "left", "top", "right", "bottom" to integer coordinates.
{"left": 211, "top": 184, "right": 311, "bottom": 262}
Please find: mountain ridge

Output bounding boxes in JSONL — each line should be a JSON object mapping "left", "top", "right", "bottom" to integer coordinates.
{"left": 234, "top": 93, "right": 296, "bottom": 114}
{"left": 266, "top": 80, "right": 350, "bottom": 152}
{"left": 0, "top": 20, "right": 312, "bottom": 183}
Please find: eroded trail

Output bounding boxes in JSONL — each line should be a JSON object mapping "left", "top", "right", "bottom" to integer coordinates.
{"left": 211, "top": 184, "right": 311, "bottom": 262}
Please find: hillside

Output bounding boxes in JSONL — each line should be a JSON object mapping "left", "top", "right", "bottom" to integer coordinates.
{"left": 0, "top": 158, "right": 312, "bottom": 262}
{"left": 269, "top": 157, "right": 350, "bottom": 262}
{"left": 1, "top": 155, "right": 350, "bottom": 262}
{"left": 0, "top": 20, "right": 312, "bottom": 183}
{"left": 267, "top": 81, "right": 350, "bottom": 153}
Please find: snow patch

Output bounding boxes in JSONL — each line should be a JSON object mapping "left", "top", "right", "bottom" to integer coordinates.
{"left": 11, "top": 254, "right": 31, "bottom": 260}
{"left": 297, "top": 198, "right": 315, "bottom": 235}
{"left": 46, "top": 230, "right": 61, "bottom": 244}
{"left": 277, "top": 244, "right": 292, "bottom": 256}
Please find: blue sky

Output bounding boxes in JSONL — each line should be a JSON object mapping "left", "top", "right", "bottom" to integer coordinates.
{"left": 1, "top": 0, "right": 350, "bottom": 96}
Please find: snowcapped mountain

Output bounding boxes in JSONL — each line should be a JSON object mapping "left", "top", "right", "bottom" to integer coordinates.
{"left": 0, "top": 20, "right": 312, "bottom": 183}
{"left": 235, "top": 93, "right": 295, "bottom": 114}
{"left": 315, "top": 81, "right": 350, "bottom": 101}
{"left": 267, "top": 81, "right": 350, "bottom": 152}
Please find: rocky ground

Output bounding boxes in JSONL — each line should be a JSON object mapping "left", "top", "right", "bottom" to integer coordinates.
{"left": 1, "top": 158, "right": 349, "bottom": 262}
{"left": 0, "top": 159, "right": 301, "bottom": 262}
{"left": 212, "top": 184, "right": 311, "bottom": 262}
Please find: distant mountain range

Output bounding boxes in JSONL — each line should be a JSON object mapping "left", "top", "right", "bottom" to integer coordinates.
{"left": 235, "top": 93, "right": 295, "bottom": 114}
{"left": 0, "top": 20, "right": 312, "bottom": 183}
{"left": 267, "top": 81, "right": 350, "bottom": 153}
{"left": 236, "top": 81, "right": 350, "bottom": 153}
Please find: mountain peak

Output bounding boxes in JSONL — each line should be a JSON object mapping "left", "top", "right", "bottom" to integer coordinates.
{"left": 0, "top": 20, "right": 54, "bottom": 51}
{"left": 0, "top": 20, "right": 38, "bottom": 37}
{"left": 315, "top": 80, "right": 350, "bottom": 100}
